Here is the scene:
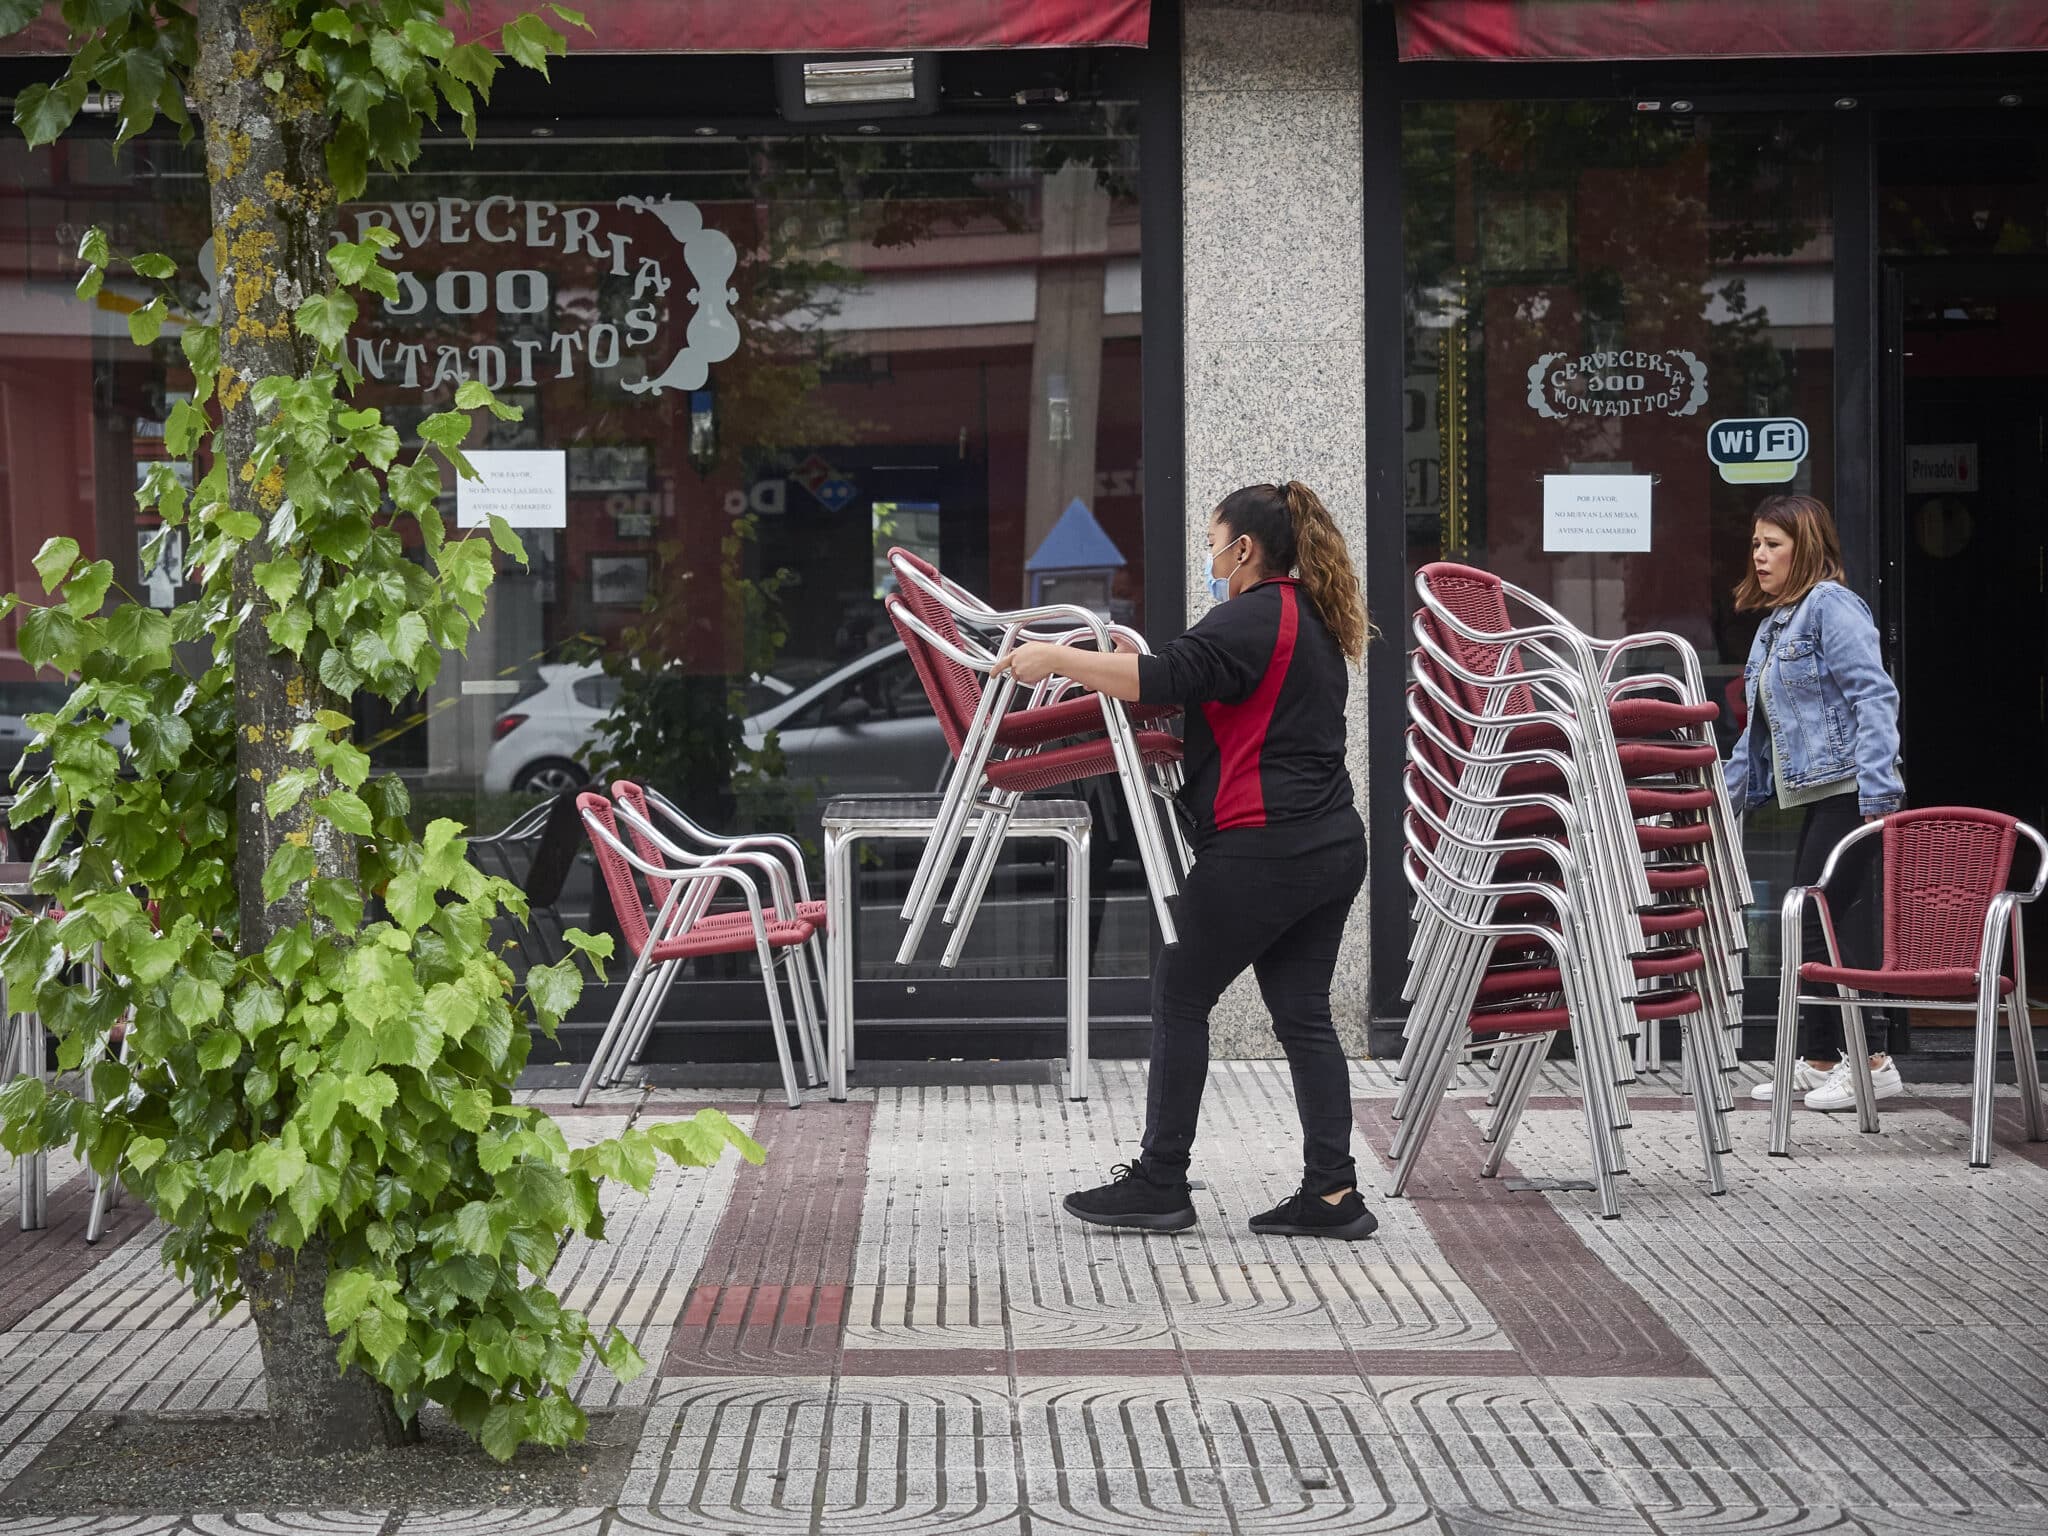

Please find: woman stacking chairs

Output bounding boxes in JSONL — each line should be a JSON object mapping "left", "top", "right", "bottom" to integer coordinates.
{"left": 1390, "top": 561, "right": 1752, "bottom": 1215}
{"left": 883, "top": 547, "right": 1188, "bottom": 967}
{"left": 574, "top": 788, "right": 824, "bottom": 1109}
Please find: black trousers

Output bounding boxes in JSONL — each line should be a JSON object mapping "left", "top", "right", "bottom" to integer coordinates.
{"left": 1790, "top": 795, "right": 1893, "bottom": 1058}
{"left": 1137, "top": 835, "right": 1367, "bottom": 1195}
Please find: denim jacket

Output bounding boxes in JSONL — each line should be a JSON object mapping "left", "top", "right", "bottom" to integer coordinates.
{"left": 1726, "top": 580, "right": 1904, "bottom": 818}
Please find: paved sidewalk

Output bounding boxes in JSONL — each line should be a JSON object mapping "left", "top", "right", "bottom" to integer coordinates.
{"left": 0, "top": 1058, "right": 2045, "bottom": 1532}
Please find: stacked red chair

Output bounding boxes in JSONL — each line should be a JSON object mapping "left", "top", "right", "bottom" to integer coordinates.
{"left": 1389, "top": 562, "right": 1752, "bottom": 1217}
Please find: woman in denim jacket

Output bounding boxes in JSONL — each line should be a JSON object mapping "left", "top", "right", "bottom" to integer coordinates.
{"left": 1725, "top": 495, "right": 1905, "bottom": 1113}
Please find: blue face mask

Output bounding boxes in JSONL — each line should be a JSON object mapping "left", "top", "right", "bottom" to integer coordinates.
{"left": 1207, "top": 539, "right": 1246, "bottom": 604}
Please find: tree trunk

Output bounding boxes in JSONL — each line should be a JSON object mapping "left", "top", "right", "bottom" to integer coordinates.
{"left": 193, "top": 0, "right": 413, "bottom": 1452}
{"left": 237, "top": 1230, "right": 417, "bottom": 1449}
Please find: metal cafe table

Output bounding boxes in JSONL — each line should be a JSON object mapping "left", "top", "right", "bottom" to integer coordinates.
{"left": 820, "top": 794, "right": 1093, "bottom": 1103}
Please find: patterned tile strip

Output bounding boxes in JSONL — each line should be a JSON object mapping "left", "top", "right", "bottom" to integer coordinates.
{"left": 1354, "top": 1099, "right": 1709, "bottom": 1378}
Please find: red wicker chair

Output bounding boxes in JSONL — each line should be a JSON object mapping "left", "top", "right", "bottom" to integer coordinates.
{"left": 1769, "top": 806, "right": 2048, "bottom": 1166}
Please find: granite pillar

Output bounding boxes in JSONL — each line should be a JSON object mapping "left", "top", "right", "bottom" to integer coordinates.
{"left": 1181, "top": 0, "right": 1370, "bottom": 1056}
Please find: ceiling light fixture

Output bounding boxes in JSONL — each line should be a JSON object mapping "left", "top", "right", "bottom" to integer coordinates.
{"left": 802, "top": 56, "right": 918, "bottom": 107}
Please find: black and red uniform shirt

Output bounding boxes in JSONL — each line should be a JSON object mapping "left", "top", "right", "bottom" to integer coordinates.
{"left": 1134, "top": 577, "right": 1361, "bottom": 857}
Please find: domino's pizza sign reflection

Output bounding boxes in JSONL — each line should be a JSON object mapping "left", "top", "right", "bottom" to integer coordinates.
{"left": 198, "top": 193, "right": 741, "bottom": 397}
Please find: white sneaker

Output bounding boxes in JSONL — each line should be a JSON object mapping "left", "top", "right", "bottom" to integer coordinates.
{"left": 1803, "top": 1057, "right": 1904, "bottom": 1113}
{"left": 1750, "top": 1061, "right": 1835, "bottom": 1102}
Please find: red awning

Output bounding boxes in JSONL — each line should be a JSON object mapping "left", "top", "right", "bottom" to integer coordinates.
{"left": 2, "top": 0, "right": 1149, "bottom": 55}
{"left": 1397, "top": 0, "right": 2048, "bottom": 63}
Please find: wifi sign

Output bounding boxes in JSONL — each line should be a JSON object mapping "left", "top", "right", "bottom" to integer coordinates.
{"left": 1707, "top": 417, "right": 1810, "bottom": 485}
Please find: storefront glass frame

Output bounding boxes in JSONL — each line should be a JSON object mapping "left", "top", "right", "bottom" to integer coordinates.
{"left": 1360, "top": 12, "right": 2048, "bottom": 1055}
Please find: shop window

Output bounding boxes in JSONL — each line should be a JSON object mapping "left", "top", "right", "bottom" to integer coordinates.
{"left": 1402, "top": 102, "right": 1838, "bottom": 983}
{"left": 0, "top": 108, "right": 1147, "bottom": 998}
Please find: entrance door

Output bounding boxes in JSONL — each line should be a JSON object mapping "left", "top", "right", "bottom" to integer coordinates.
{"left": 1885, "top": 259, "right": 2048, "bottom": 976}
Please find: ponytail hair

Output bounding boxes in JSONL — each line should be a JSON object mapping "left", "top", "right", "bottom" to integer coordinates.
{"left": 1213, "top": 480, "right": 1370, "bottom": 665}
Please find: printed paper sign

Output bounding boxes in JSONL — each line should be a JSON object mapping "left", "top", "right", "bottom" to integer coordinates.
{"left": 1907, "top": 443, "right": 1976, "bottom": 494}
{"left": 1542, "top": 474, "right": 1652, "bottom": 553}
{"left": 456, "top": 449, "right": 567, "bottom": 529}
{"left": 1708, "top": 417, "right": 1808, "bottom": 485}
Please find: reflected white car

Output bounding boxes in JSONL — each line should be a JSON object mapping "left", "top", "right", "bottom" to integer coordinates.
{"left": 741, "top": 642, "right": 951, "bottom": 797}
{"left": 481, "top": 664, "right": 617, "bottom": 796}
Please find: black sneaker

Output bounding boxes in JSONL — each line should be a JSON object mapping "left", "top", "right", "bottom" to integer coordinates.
{"left": 1062, "top": 1163, "right": 1198, "bottom": 1232}
{"left": 1248, "top": 1187, "right": 1379, "bottom": 1240}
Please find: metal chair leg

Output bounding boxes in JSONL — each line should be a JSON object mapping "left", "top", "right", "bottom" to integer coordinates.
{"left": 2009, "top": 908, "right": 2046, "bottom": 1143}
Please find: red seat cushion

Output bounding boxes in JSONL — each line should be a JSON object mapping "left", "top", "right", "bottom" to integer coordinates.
{"left": 649, "top": 916, "right": 814, "bottom": 962}
{"left": 983, "top": 730, "right": 1182, "bottom": 794}
{"left": 995, "top": 693, "right": 1179, "bottom": 749}
{"left": 1799, "top": 962, "right": 2013, "bottom": 999}
{"left": 1469, "top": 987, "right": 1704, "bottom": 1035}
{"left": 691, "top": 900, "right": 829, "bottom": 934}
{"left": 1475, "top": 947, "right": 1705, "bottom": 1003}
{"left": 1501, "top": 741, "right": 1717, "bottom": 795}
{"left": 1504, "top": 697, "right": 1719, "bottom": 752}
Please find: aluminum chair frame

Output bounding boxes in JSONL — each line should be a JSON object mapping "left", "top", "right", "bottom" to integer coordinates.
{"left": 1395, "top": 774, "right": 1641, "bottom": 1158}
{"left": 884, "top": 588, "right": 1184, "bottom": 961}
{"left": 1767, "top": 815, "right": 2048, "bottom": 1167}
{"left": 601, "top": 789, "right": 828, "bottom": 1095}
{"left": 1404, "top": 609, "right": 1748, "bottom": 1082}
{"left": 1401, "top": 696, "right": 1742, "bottom": 1091}
{"left": 612, "top": 784, "right": 832, "bottom": 1079}
{"left": 886, "top": 549, "right": 1183, "bottom": 954}
{"left": 575, "top": 799, "right": 813, "bottom": 1109}
{"left": 604, "top": 794, "right": 826, "bottom": 1093}
{"left": 1399, "top": 831, "right": 1729, "bottom": 1214}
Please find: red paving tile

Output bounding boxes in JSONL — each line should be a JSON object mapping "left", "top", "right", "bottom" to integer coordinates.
{"left": 1355, "top": 1099, "right": 1709, "bottom": 1379}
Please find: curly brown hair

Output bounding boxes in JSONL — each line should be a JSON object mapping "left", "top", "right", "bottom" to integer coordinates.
{"left": 1213, "top": 481, "right": 1370, "bottom": 664}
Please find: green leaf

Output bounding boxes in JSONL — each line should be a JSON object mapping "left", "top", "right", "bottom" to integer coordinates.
{"left": 127, "top": 296, "right": 166, "bottom": 347}
{"left": 486, "top": 515, "right": 526, "bottom": 564}
{"left": 32, "top": 536, "right": 79, "bottom": 594}
{"left": 172, "top": 975, "right": 227, "bottom": 1030}
{"left": 197, "top": 1029, "right": 241, "bottom": 1071}
{"left": 0, "top": 0, "right": 43, "bottom": 37}
{"left": 501, "top": 14, "right": 567, "bottom": 75}
{"left": 15, "top": 79, "right": 87, "bottom": 149}
{"left": 447, "top": 1087, "right": 492, "bottom": 1134}
{"left": 130, "top": 252, "right": 176, "bottom": 280}
{"left": 75, "top": 266, "right": 103, "bottom": 302}
{"left": 340, "top": 1070, "right": 397, "bottom": 1121}
{"left": 310, "top": 876, "right": 364, "bottom": 930}
{"left": 16, "top": 606, "right": 81, "bottom": 671}
{"left": 313, "top": 789, "right": 373, "bottom": 838}
{"left": 181, "top": 321, "right": 219, "bottom": 384}
{"left": 266, "top": 604, "right": 315, "bottom": 655}
{"left": 165, "top": 398, "right": 210, "bottom": 457}
{"left": 124, "top": 1135, "right": 167, "bottom": 1175}
{"left": 262, "top": 841, "right": 317, "bottom": 905}
{"left": 309, "top": 7, "right": 354, "bottom": 38}
{"left": 263, "top": 67, "right": 285, "bottom": 91}
{"left": 598, "top": 1327, "right": 645, "bottom": 1383}
{"left": 294, "top": 290, "right": 358, "bottom": 352}
{"left": 265, "top": 767, "right": 320, "bottom": 818}
{"left": 324, "top": 1267, "right": 379, "bottom": 1333}
{"left": 129, "top": 712, "right": 193, "bottom": 775}
{"left": 385, "top": 868, "right": 436, "bottom": 932}
{"left": 548, "top": 4, "right": 594, "bottom": 32}
{"left": 402, "top": 18, "right": 454, "bottom": 57}
{"left": 415, "top": 411, "right": 471, "bottom": 452}
{"left": 480, "top": 1401, "right": 525, "bottom": 1462}
{"left": 524, "top": 960, "right": 581, "bottom": 1024}
{"left": 441, "top": 40, "right": 499, "bottom": 98}
{"left": 251, "top": 557, "right": 301, "bottom": 609}
{"left": 369, "top": 28, "right": 417, "bottom": 85}
{"left": 61, "top": 559, "right": 112, "bottom": 617}
{"left": 498, "top": 1160, "right": 571, "bottom": 1223}
{"left": 77, "top": 227, "right": 109, "bottom": 267}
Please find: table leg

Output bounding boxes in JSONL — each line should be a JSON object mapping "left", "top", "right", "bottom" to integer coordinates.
{"left": 1066, "top": 825, "right": 1090, "bottom": 1101}
{"left": 18, "top": 1013, "right": 43, "bottom": 1232}
{"left": 826, "top": 829, "right": 852, "bottom": 1102}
